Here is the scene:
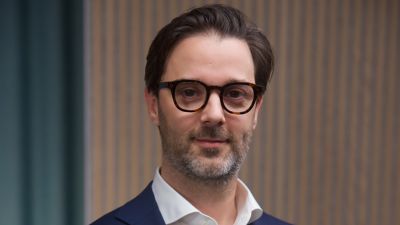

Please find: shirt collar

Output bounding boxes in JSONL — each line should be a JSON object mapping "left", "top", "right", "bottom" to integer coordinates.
{"left": 152, "top": 168, "right": 263, "bottom": 224}
{"left": 235, "top": 179, "right": 263, "bottom": 224}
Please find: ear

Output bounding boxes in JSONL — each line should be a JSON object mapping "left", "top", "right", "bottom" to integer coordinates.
{"left": 252, "top": 97, "right": 263, "bottom": 130}
{"left": 144, "top": 88, "right": 160, "bottom": 126}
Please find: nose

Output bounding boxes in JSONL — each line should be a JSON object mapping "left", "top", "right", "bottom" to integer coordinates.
{"left": 200, "top": 92, "right": 226, "bottom": 126}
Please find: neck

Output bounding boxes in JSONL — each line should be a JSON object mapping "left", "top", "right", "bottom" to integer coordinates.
{"left": 160, "top": 163, "right": 239, "bottom": 225}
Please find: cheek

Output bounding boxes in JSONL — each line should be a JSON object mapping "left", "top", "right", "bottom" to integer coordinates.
{"left": 170, "top": 115, "right": 195, "bottom": 133}
{"left": 159, "top": 100, "right": 198, "bottom": 134}
{"left": 226, "top": 114, "right": 255, "bottom": 132}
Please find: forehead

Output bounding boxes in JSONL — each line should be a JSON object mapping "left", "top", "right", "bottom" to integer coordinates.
{"left": 163, "top": 34, "right": 255, "bottom": 85}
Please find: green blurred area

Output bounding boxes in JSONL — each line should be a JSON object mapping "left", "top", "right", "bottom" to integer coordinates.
{"left": 0, "top": 0, "right": 84, "bottom": 225}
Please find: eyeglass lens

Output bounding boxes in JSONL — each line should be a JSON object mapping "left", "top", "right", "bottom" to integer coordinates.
{"left": 174, "top": 81, "right": 255, "bottom": 113}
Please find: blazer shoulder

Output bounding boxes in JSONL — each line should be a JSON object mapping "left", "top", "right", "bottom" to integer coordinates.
{"left": 90, "top": 211, "right": 125, "bottom": 225}
{"left": 90, "top": 182, "right": 165, "bottom": 225}
{"left": 252, "top": 212, "right": 293, "bottom": 225}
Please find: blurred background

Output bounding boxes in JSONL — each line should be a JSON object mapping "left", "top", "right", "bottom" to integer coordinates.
{"left": 1, "top": 0, "right": 399, "bottom": 225}
{"left": 1, "top": 0, "right": 83, "bottom": 225}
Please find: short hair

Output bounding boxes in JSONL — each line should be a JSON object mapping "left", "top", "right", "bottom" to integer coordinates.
{"left": 145, "top": 4, "right": 274, "bottom": 96}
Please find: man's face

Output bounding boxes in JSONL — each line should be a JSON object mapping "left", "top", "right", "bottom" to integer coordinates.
{"left": 145, "top": 34, "right": 263, "bottom": 183}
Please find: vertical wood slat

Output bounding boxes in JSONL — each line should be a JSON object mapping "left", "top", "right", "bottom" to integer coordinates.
{"left": 324, "top": 0, "right": 339, "bottom": 223}
{"left": 298, "top": 0, "right": 313, "bottom": 223}
{"left": 128, "top": 0, "right": 140, "bottom": 197}
{"left": 90, "top": 0, "right": 101, "bottom": 218}
{"left": 116, "top": 0, "right": 128, "bottom": 204}
{"left": 385, "top": 2, "right": 400, "bottom": 225}
{"left": 347, "top": 0, "right": 360, "bottom": 224}
{"left": 359, "top": 1, "right": 374, "bottom": 224}
{"left": 87, "top": 1, "right": 400, "bottom": 224}
{"left": 287, "top": 0, "right": 302, "bottom": 223}
{"left": 264, "top": 0, "right": 279, "bottom": 214}
{"left": 335, "top": 0, "right": 351, "bottom": 224}
{"left": 370, "top": 2, "right": 387, "bottom": 225}
{"left": 104, "top": 0, "right": 116, "bottom": 211}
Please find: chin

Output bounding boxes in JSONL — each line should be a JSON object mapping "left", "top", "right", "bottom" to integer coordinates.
{"left": 188, "top": 158, "right": 237, "bottom": 177}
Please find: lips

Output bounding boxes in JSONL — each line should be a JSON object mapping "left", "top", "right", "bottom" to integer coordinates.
{"left": 189, "top": 127, "right": 230, "bottom": 148}
{"left": 194, "top": 138, "right": 228, "bottom": 148}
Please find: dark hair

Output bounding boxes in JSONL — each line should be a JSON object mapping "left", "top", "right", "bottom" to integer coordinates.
{"left": 145, "top": 4, "right": 274, "bottom": 95}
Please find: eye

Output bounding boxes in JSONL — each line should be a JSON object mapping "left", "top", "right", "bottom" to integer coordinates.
{"left": 222, "top": 84, "right": 254, "bottom": 107}
{"left": 176, "top": 87, "right": 202, "bottom": 98}
{"left": 225, "top": 89, "right": 245, "bottom": 99}
{"left": 175, "top": 82, "right": 205, "bottom": 102}
{"left": 181, "top": 88, "right": 198, "bottom": 97}
{"left": 224, "top": 86, "right": 250, "bottom": 100}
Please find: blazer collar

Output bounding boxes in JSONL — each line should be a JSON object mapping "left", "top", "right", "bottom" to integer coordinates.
{"left": 114, "top": 182, "right": 166, "bottom": 225}
{"left": 111, "top": 181, "right": 289, "bottom": 225}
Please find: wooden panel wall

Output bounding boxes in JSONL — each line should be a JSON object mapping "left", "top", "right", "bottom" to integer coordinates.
{"left": 86, "top": 0, "right": 400, "bottom": 224}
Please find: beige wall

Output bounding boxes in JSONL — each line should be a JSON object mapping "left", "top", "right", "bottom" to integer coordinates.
{"left": 86, "top": 0, "right": 400, "bottom": 224}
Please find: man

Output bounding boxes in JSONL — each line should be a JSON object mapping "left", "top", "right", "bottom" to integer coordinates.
{"left": 92, "top": 4, "right": 291, "bottom": 225}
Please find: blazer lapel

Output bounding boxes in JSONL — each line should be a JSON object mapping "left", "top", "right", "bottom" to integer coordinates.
{"left": 114, "top": 182, "right": 166, "bottom": 225}
{"left": 248, "top": 213, "right": 292, "bottom": 225}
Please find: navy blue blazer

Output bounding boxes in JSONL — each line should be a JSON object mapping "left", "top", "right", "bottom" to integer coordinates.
{"left": 91, "top": 182, "right": 292, "bottom": 225}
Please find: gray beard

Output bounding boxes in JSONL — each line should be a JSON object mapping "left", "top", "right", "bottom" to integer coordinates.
{"left": 158, "top": 107, "right": 252, "bottom": 186}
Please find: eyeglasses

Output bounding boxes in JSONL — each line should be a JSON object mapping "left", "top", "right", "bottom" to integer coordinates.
{"left": 158, "top": 79, "right": 265, "bottom": 114}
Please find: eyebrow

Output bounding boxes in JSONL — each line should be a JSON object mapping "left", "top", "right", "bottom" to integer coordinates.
{"left": 224, "top": 78, "right": 251, "bottom": 83}
{"left": 177, "top": 76, "right": 253, "bottom": 85}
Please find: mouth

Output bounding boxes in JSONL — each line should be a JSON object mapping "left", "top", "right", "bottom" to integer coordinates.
{"left": 194, "top": 138, "right": 228, "bottom": 148}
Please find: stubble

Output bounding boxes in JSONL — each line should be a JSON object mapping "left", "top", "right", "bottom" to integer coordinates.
{"left": 158, "top": 107, "right": 253, "bottom": 186}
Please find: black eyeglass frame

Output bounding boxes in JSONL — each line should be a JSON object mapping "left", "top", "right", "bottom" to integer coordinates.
{"left": 158, "top": 79, "right": 265, "bottom": 115}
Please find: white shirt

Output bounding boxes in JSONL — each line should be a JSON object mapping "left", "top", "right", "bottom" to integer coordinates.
{"left": 152, "top": 168, "right": 263, "bottom": 225}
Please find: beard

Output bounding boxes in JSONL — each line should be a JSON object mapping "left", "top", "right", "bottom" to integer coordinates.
{"left": 158, "top": 107, "right": 253, "bottom": 185}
